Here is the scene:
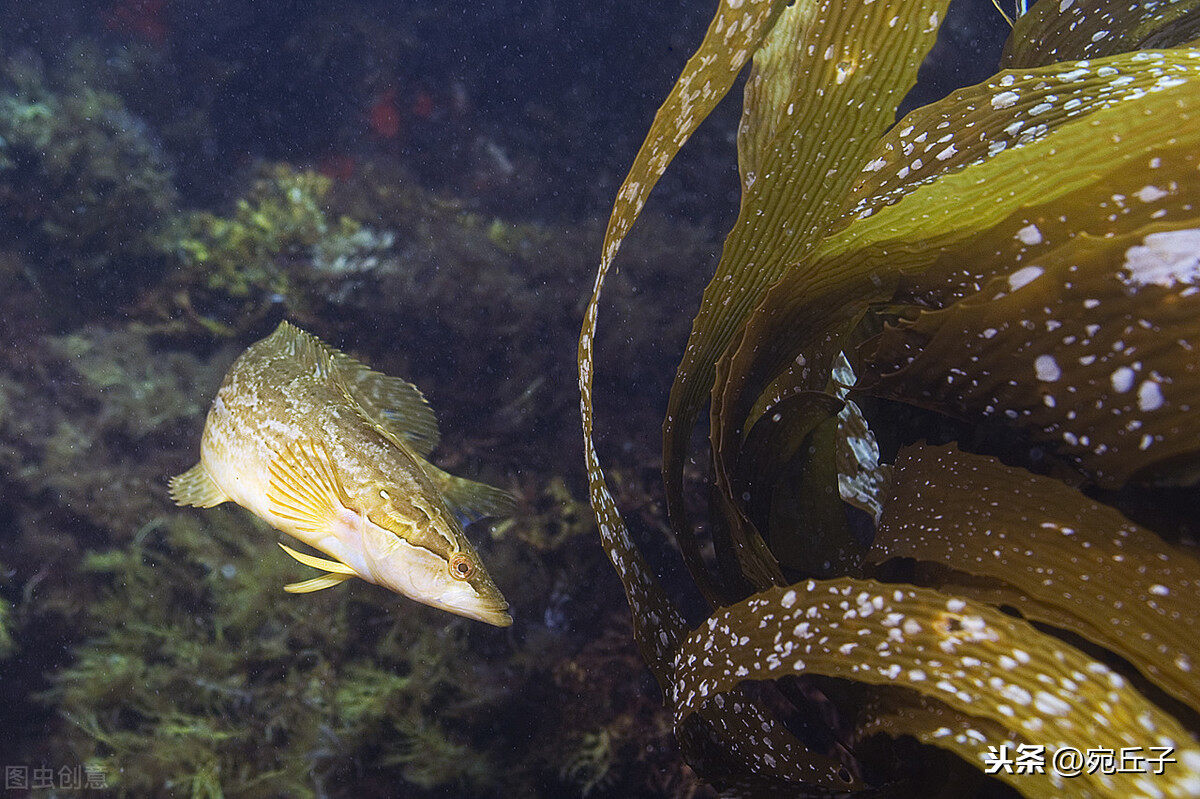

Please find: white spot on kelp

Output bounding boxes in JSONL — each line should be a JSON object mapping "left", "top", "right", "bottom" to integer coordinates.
{"left": 1008, "top": 265, "right": 1044, "bottom": 290}
{"left": 992, "top": 90, "right": 1019, "bottom": 109}
{"left": 1136, "top": 185, "right": 1168, "bottom": 203}
{"left": 1015, "top": 225, "right": 1043, "bottom": 246}
{"left": 1138, "top": 380, "right": 1164, "bottom": 412}
{"left": 1035, "top": 355, "right": 1061, "bottom": 382}
{"left": 1110, "top": 366, "right": 1135, "bottom": 393}
{"left": 1122, "top": 229, "right": 1200, "bottom": 288}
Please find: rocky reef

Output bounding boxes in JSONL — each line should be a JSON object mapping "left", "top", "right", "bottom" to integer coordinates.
{"left": 0, "top": 40, "right": 718, "bottom": 796}
{"left": 0, "top": 54, "right": 176, "bottom": 312}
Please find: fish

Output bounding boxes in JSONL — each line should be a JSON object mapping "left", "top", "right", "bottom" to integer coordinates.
{"left": 169, "top": 321, "right": 514, "bottom": 626}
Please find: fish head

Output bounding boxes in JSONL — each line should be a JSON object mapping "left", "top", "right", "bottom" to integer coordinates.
{"left": 358, "top": 494, "right": 512, "bottom": 627}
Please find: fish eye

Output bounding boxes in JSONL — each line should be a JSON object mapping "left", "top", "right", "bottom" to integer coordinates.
{"left": 449, "top": 553, "right": 474, "bottom": 581}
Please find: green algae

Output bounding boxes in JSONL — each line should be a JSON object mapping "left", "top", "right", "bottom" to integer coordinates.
{"left": 51, "top": 508, "right": 497, "bottom": 797}
{"left": 156, "top": 164, "right": 365, "bottom": 336}
{"left": 0, "top": 55, "right": 175, "bottom": 307}
{"left": 560, "top": 726, "right": 619, "bottom": 797}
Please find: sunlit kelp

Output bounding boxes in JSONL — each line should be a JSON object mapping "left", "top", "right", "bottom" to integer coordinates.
{"left": 662, "top": 0, "right": 954, "bottom": 602}
{"left": 1001, "top": 0, "right": 1200, "bottom": 68}
{"left": 762, "top": 50, "right": 1200, "bottom": 493}
{"left": 579, "top": 0, "right": 1200, "bottom": 794}
{"left": 675, "top": 578, "right": 1198, "bottom": 798}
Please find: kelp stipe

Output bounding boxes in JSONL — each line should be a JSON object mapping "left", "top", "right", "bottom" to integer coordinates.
{"left": 579, "top": 0, "right": 1200, "bottom": 794}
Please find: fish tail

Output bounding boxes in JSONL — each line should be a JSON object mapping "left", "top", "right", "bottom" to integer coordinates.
{"left": 168, "top": 463, "right": 228, "bottom": 508}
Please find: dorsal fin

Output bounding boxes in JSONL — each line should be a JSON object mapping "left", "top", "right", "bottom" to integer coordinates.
{"left": 328, "top": 349, "right": 440, "bottom": 457}
{"left": 266, "top": 321, "right": 440, "bottom": 457}
{"left": 267, "top": 321, "right": 335, "bottom": 380}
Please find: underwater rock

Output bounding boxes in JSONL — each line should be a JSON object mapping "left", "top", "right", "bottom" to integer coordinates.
{"left": 0, "top": 54, "right": 175, "bottom": 310}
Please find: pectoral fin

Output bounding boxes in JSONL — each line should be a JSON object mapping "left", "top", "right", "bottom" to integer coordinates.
{"left": 168, "top": 463, "right": 228, "bottom": 508}
{"left": 268, "top": 441, "right": 363, "bottom": 594}
{"left": 266, "top": 439, "right": 352, "bottom": 534}
{"left": 425, "top": 464, "right": 515, "bottom": 523}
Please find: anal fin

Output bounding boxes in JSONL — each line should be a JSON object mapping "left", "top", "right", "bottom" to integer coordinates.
{"left": 169, "top": 463, "right": 229, "bottom": 508}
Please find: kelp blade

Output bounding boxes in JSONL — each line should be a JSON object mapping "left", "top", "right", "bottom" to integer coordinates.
{"left": 578, "top": 0, "right": 785, "bottom": 697}
{"left": 863, "top": 217, "right": 1200, "bottom": 487}
{"left": 575, "top": 0, "right": 862, "bottom": 789}
{"left": 872, "top": 443, "right": 1200, "bottom": 710}
{"left": 579, "top": 0, "right": 1200, "bottom": 794}
{"left": 714, "top": 48, "right": 1200, "bottom": 463}
{"left": 665, "top": 0, "right": 953, "bottom": 599}
{"left": 673, "top": 578, "right": 1200, "bottom": 798}
{"left": 856, "top": 688, "right": 1053, "bottom": 799}
{"left": 706, "top": 48, "right": 1200, "bottom": 607}
{"left": 1003, "top": 0, "right": 1200, "bottom": 68}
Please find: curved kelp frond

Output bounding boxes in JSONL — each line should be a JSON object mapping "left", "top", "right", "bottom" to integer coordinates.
{"left": 674, "top": 579, "right": 1200, "bottom": 799}
{"left": 1002, "top": 0, "right": 1200, "bottom": 68}
{"left": 579, "top": 0, "right": 1200, "bottom": 794}
{"left": 870, "top": 444, "right": 1200, "bottom": 711}
{"left": 664, "top": 0, "right": 955, "bottom": 603}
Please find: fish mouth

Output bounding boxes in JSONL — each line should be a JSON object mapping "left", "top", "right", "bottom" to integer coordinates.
{"left": 473, "top": 604, "right": 513, "bottom": 628}
{"left": 451, "top": 596, "right": 512, "bottom": 627}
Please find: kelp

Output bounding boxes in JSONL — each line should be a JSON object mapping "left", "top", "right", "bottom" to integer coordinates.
{"left": 853, "top": 688, "right": 1041, "bottom": 798}
{"left": 579, "top": 0, "right": 1200, "bottom": 794}
{"left": 581, "top": 0, "right": 787, "bottom": 607}
{"left": 576, "top": 0, "right": 869, "bottom": 788}
{"left": 1002, "top": 0, "right": 1200, "bottom": 68}
{"left": 720, "top": 47, "right": 1200, "bottom": 469}
{"left": 871, "top": 443, "right": 1200, "bottom": 710}
{"left": 664, "top": 0, "right": 954, "bottom": 602}
{"left": 675, "top": 579, "right": 1199, "bottom": 798}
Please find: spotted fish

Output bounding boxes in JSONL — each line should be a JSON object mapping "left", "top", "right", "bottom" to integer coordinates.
{"left": 169, "top": 321, "right": 514, "bottom": 626}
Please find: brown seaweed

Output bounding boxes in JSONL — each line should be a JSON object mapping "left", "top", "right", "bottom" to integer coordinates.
{"left": 578, "top": 0, "right": 1200, "bottom": 793}
{"left": 871, "top": 443, "right": 1200, "bottom": 710}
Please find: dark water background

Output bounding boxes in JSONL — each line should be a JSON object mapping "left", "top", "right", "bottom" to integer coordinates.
{"left": 1, "top": 0, "right": 1005, "bottom": 221}
{"left": 0, "top": 0, "right": 1010, "bottom": 796}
